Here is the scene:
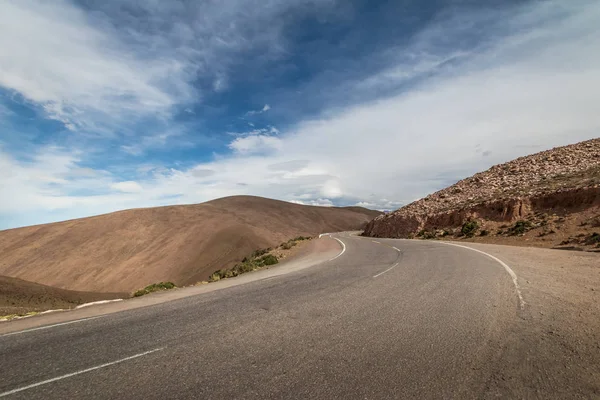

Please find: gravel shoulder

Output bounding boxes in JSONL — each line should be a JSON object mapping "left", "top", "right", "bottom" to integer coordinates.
{"left": 451, "top": 242, "right": 600, "bottom": 398}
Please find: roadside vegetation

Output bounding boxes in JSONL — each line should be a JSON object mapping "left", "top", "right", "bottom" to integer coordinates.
{"left": 461, "top": 220, "right": 479, "bottom": 237}
{"left": 280, "top": 235, "right": 311, "bottom": 249}
{"left": 508, "top": 220, "right": 533, "bottom": 236}
{"left": 0, "top": 311, "right": 41, "bottom": 321}
{"left": 208, "top": 236, "right": 312, "bottom": 282}
{"left": 133, "top": 282, "right": 176, "bottom": 297}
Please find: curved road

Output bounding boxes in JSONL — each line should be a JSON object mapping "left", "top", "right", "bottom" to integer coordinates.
{"left": 0, "top": 234, "right": 574, "bottom": 398}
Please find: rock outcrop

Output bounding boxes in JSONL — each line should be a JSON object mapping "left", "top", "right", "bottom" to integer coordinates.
{"left": 364, "top": 138, "right": 600, "bottom": 250}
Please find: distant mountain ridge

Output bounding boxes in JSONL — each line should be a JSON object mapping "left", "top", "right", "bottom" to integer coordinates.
{"left": 0, "top": 196, "right": 380, "bottom": 293}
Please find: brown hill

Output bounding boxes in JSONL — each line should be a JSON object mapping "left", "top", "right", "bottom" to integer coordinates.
{"left": 0, "top": 275, "right": 124, "bottom": 316}
{"left": 363, "top": 138, "right": 600, "bottom": 250}
{"left": 0, "top": 196, "right": 379, "bottom": 293}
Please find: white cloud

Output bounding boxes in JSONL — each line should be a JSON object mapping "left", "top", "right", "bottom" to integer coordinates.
{"left": 228, "top": 135, "right": 282, "bottom": 154}
{"left": 2, "top": 0, "right": 600, "bottom": 229}
{"left": 0, "top": 1, "right": 192, "bottom": 131}
{"left": 0, "top": 0, "right": 329, "bottom": 132}
{"left": 120, "top": 129, "right": 192, "bottom": 156}
{"left": 246, "top": 104, "right": 272, "bottom": 116}
{"left": 290, "top": 199, "right": 334, "bottom": 207}
{"left": 111, "top": 181, "right": 143, "bottom": 193}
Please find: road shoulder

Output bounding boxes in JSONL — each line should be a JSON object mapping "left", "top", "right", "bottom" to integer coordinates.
{"left": 0, "top": 237, "right": 341, "bottom": 335}
{"left": 451, "top": 242, "right": 600, "bottom": 398}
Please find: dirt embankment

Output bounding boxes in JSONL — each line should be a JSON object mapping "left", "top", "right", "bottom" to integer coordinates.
{"left": 0, "top": 275, "right": 125, "bottom": 316}
{"left": 0, "top": 196, "right": 379, "bottom": 293}
{"left": 364, "top": 138, "right": 600, "bottom": 250}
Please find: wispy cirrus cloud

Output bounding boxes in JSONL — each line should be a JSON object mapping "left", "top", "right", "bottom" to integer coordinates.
{"left": 0, "top": 0, "right": 333, "bottom": 133}
{"left": 0, "top": 1, "right": 194, "bottom": 132}
{"left": 246, "top": 104, "right": 271, "bottom": 116}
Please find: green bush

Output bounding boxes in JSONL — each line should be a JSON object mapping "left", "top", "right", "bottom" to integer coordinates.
{"left": 281, "top": 240, "right": 297, "bottom": 250}
{"left": 587, "top": 232, "right": 600, "bottom": 245}
{"left": 208, "top": 234, "right": 311, "bottom": 283}
{"left": 292, "top": 236, "right": 311, "bottom": 241}
{"left": 260, "top": 254, "right": 278, "bottom": 266}
{"left": 480, "top": 230, "right": 489, "bottom": 236}
{"left": 209, "top": 252, "right": 280, "bottom": 283}
{"left": 133, "top": 281, "right": 176, "bottom": 297}
{"left": 509, "top": 220, "right": 532, "bottom": 235}
{"left": 461, "top": 220, "right": 479, "bottom": 237}
{"left": 419, "top": 230, "right": 436, "bottom": 240}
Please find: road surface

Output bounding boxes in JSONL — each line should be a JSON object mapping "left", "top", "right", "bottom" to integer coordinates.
{"left": 1, "top": 233, "right": 598, "bottom": 399}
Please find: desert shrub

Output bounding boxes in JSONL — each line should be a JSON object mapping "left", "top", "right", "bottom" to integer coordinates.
{"left": 260, "top": 254, "right": 279, "bottom": 266}
{"left": 281, "top": 240, "right": 297, "bottom": 250}
{"left": 209, "top": 252, "right": 279, "bottom": 283}
{"left": 587, "top": 232, "right": 600, "bottom": 245}
{"left": 292, "top": 236, "right": 311, "bottom": 241}
{"left": 250, "top": 248, "right": 270, "bottom": 258}
{"left": 509, "top": 220, "right": 533, "bottom": 235}
{"left": 423, "top": 231, "right": 436, "bottom": 240}
{"left": 461, "top": 220, "right": 479, "bottom": 237}
{"left": 224, "top": 269, "right": 237, "bottom": 279}
{"left": 208, "top": 273, "right": 221, "bottom": 282}
{"left": 133, "top": 281, "right": 176, "bottom": 297}
{"left": 480, "top": 230, "right": 489, "bottom": 236}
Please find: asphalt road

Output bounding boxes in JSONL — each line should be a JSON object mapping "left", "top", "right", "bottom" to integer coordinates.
{"left": 0, "top": 234, "right": 567, "bottom": 398}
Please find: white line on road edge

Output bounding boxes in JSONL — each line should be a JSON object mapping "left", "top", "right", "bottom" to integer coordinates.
{"left": 438, "top": 242, "right": 525, "bottom": 310}
{"left": 0, "top": 317, "right": 103, "bottom": 338}
{"left": 371, "top": 240, "right": 380, "bottom": 244}
{"left": 373, "top": 262, "right": 399, "bottom": 278}
{"left": 0, "top": 348, "right": 164, "bottom": 398}
{"left": 75, "top": 299, "right": 123, "bottom": 309}
{"left": 329, "top": 237, "right": 347, "bottom": 261}
{"left": 392, "top": 247, "right": 401, "bottom": 252}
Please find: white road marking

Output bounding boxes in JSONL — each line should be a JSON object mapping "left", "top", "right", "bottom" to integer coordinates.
{"left": 392, "top": 246, "right": 401, "bottom": 252}
{"left": 373, "top": 262, "right": 399, "bottom": 278}
{"left": 75, "top": 299, "right": 123, "bottom": 309}
{"left": 438, "top": 242, "right": 525, "bottom": 310}
{"left": 371, "top": 240, "right": 380, "bottom": 244}
{"left": 329, "top": 237, "right": 347, "bottom": 261}
{"left": 0, "top": 348, "right": 164, "bottom": 398}
{"left": 0, "top": 317, "right": 102, "bottom": 338}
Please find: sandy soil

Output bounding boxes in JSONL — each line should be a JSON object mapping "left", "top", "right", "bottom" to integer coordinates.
{"left": 456, "top": 242, "right": 600, "bottom": 398}
{"left": 0, "top": 196, "right": 378, "bottom": 293}
{"left": 0, "top": 276, "right": 125, "bottom": 316}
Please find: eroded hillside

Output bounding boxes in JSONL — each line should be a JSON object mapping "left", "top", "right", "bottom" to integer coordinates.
{"left": 0, "top": 196, "right": 379, "bottom": 292}
{"left": 364, "top": 138, "right": 600, "bottom": 251}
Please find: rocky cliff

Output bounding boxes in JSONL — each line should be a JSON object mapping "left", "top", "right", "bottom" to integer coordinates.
{"left": 363, "top": 138, "right": 600, "bottom": 251}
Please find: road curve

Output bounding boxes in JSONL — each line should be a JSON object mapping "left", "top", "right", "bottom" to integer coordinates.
{"left": 0, "top": 233, "right": 580, "bottom": 398}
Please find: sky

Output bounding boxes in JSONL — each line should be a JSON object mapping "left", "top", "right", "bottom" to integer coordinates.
{"left": 1, "top": 0, "right": 599, "bottom": 230}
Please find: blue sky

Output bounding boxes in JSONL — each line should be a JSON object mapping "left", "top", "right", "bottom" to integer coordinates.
{"left": 1, "top": 0, "right": 599, "bottom": 229}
